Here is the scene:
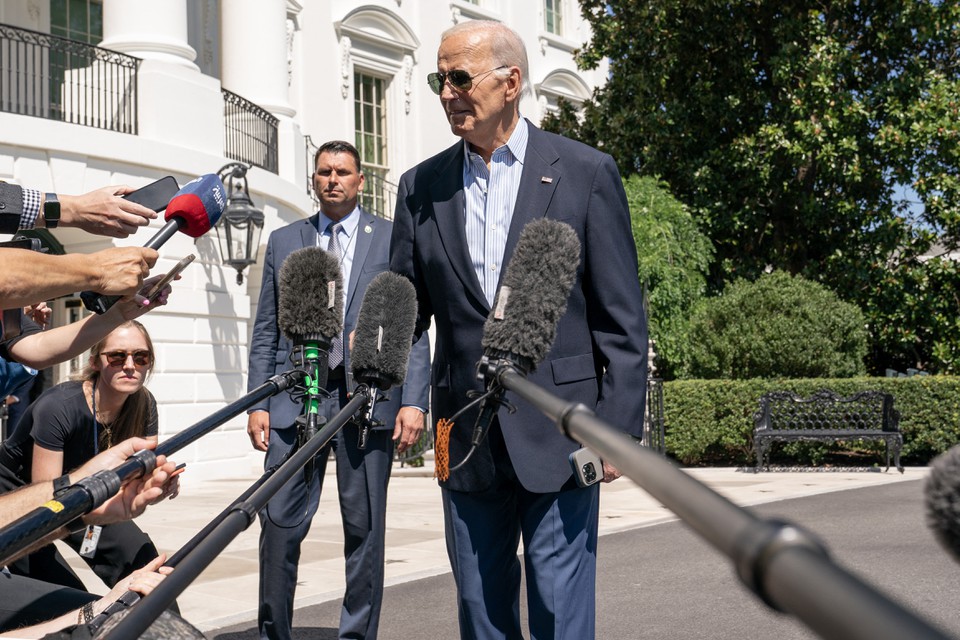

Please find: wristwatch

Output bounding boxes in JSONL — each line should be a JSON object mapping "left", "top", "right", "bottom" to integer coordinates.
{"left": 43, "top": 192, "right": 60, "bottom": 229}
{"left": 52, "top": 474, "right": 71, "bottom": 498}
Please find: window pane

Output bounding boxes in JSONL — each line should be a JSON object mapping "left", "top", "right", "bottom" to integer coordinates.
{"left": 353, "top": 71, "right": 390, "bottom": 218}
{"left": 51, "top": 0, "right": 103, "bottom": 44}
{"left": 51, "top": 0, "right": 67, "bottom": 30}
{"left": 545, "top": 0, "right": 563, "bottom": 35}
{"left": 68, "top": 0, "right": 87, "bottom": 34}
{"left": 90, "top": 2, "right": 102, "bottom": 42}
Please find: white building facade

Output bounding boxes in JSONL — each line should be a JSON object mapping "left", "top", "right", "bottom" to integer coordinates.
{"left": 0, "top": 0, "right": 607, "bottom": 481}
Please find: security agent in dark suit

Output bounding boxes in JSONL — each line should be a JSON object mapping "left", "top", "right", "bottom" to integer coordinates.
{"left": 390, "top": 21, "right": 648, "bottom": 640}
{"left": 246, "top": 140, "right": 430, "bottom": 640}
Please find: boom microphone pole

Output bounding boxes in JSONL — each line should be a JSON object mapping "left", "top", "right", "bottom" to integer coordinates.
{"left": 85, "top": 456, "right": 291, "bottom": 634}
{"left": 489, "top": 370, "right": 953, "bottom": 640}
{"left": 100, "top": 271, "right": 418, "bottom": 640}
{"left": 471, "top": 224, "right": 952, "bottom": 640}
{"left": 99, "top": 391, "right": 369, "bottom": 640}
{"left": 0, "top": 369, "right": 305, "bottom": 566}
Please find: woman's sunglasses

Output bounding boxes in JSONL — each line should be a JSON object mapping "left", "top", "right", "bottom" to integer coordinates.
{"left": 427, "top": 65, "right": 508, "bottom": 95}
{"left": 100, "top": 350, "right": 152, "bottom": 367}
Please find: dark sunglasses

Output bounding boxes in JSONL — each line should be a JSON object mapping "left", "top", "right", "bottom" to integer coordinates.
{"left": 427, "top": 65, "right": 508, "bottom": 95}
{"left": 100, "top": 350, "right": 152, "bottom": 367}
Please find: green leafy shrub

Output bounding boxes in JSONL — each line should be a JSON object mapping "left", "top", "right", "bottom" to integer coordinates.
{"left": 663, "top": 376, "right": 960, "bottom": 467}
{"left": 682, "top": 271, "right": 868, "bottom": 379}
{"left": 626, "top": 175, "right": 713, "bottom": 380}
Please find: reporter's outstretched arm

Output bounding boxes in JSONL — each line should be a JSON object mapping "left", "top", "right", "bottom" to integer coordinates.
{"left": 40, "top": 186, "right": 158, "bottom": 238}
{"left": 6, "top": 273, "right": 174, "bottom": 369}
{"left": 0, "top": 555, "right": 172, "bottom": 638}
{"left": 0, "top": 247, "right": 158, "bottom": 309}
{"left": 0, "top": 438, "right": 178, "bottom": 562}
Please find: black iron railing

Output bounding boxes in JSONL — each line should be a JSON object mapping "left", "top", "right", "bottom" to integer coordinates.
{"left": 0, "top": 23, "right": 139, "bottom": 133}
{"left": 223, "top": 88, "right": 278, "bottom": 174}
{"left": 360, "top": 168, "right": 397, "bottom": 221}
{"left": 646, "top": 378, "right": 665, "bottom": 453}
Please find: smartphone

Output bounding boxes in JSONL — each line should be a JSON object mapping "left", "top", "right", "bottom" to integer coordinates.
{"left": 124, "top": 176, "right": 179, "bottom": 212}
{"left": 569, "top": 447, "right": 603, "bottom": 487}
{"left": 142, "top": 254, "right": 195, "bottom": 302}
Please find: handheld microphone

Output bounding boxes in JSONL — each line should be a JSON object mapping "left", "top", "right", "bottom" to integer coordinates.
{"left": 925, "top": 444, "right": 960, "bottom": 563}
{"left": 81, "top": 174, "right": 227, "bottom": 314}
{"left": 277, "top": 246, "right": 343, "bottom": 474}
{"left": 350, "top": 271, "right": 418, "bottom": 447}
{"left": 471, "top": 219, "right": 581, "bottom": 448}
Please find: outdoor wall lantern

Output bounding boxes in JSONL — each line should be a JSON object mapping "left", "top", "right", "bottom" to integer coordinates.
{"left": 216, "top": 162, "right": 265, "bottom": 284}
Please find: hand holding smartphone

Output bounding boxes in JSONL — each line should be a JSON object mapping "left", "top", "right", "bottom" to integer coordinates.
{"left": 569, "top": 447, "right": 603, "bottom": 487}
{"left": 123, "top": 176, "right": 179, "bottom": 212}
{"left": 142, "top": 254, "right": 195, "bottom": 303}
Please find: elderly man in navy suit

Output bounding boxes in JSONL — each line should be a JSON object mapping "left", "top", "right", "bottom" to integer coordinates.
{"left": 247, "top": 140, "right": 430, "bottom": 640}
{"left": 390, "top": 20, "right": 648, "bottom": 640}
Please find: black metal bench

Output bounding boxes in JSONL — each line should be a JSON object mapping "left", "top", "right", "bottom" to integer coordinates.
{"left": 753, "top": 389, "right": 903, "bottom": 473}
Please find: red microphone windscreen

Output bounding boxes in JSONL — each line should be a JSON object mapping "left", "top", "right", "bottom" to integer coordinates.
{"left": 164, "top": 174, "right": 226, "bottom": 238}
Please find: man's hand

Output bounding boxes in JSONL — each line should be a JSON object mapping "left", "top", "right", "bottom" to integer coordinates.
{"left": 73, "top": 437, "right": 158, "bottom": 480}
{"left": 601, "top": 460, "right": 622, "bottom": 483}
{"left": 23, "top": 301, "right": 51, "bottom": 329}
{"left": 85, "top": 458, "right": 179, "bottom": 525}
{"left": 69, "top": 437, "right": 178, "bottom": 524}
{"left": 247, "top": 411, "right": 271, "bottom": 452}
{"left": 86, "top": 246, "right": 158, "bottom": 296}
{"left": 393, "top": 406, "right": 426, "bottom": 455}
{"left": 102, "top": 554, "right": 173, "bottom": 604}
{"left": 58, "top": 186, "right": 158, "bottom": 238}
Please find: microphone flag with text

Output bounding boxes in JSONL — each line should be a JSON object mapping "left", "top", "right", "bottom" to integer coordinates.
{"left": 81, "top": 173, "right": 227, "bottom": 314}
{"left": 350, "top": 271, "right": 418, "bottom": 448}
{"left": 925, "top": 444, "right": 960, "bottom": 565}
{"left": 277, "top": 245, "right": 343, "bottom": 477}
{"left": 436, "top": 218, "right": 581, "bottom": 480}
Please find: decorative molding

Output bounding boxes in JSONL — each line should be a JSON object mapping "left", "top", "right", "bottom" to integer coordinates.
{"left": 339, "top": 36, "right": 352, "bottom": 98}
{"left": 27, "top": 0, "right": 40, "bottom": 23}
{"left": 539, "top": 37, "right": 548, "bottom": 56}
{"left": 538, "top": 94, "right": 548, "bottom": 121}
{"left": 451, "top": 7, "right": 462, "bottom": 24}
{"left": 403, "top": 54, "right": 414, "bottom": 114}
{"left": 286, "top": 17, "right": 296, "bottom": 87}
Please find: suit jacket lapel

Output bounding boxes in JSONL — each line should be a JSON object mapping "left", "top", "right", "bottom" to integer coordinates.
{"left": 345, "top": 209, "right": 375, "bottom": 315}
{"left": 300, "top": 213, "right": 320, "bottom": 248}
{"left": 432, "top": 144, "right": 489, "bottom": 310}
{"left": 501, "top": 123, "right": 560, "bottom": 284}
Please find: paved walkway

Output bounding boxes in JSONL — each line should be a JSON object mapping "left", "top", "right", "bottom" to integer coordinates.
{"left": 56, "top": 461, "right": 928, "bottom": 634}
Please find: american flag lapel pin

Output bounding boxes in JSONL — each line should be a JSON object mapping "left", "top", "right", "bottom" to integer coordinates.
{"left": 541, "top": 176, "right": 553, "bottom": 184}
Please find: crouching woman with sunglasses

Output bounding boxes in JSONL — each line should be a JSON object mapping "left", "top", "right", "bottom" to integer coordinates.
{"left": 0, "top": 320, "right": 175, "bottom": 593}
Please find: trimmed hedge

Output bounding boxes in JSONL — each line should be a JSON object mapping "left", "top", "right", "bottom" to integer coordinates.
{"left": 663, "top": 376, "right": 960, "bottom": 467}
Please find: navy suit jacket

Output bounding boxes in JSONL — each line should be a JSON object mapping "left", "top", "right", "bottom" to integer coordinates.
{"left": 248, "top": 208, "right": 429, "bottom": 430}
{"left": 390, "top": 121, "right": 648, "bottom": 493}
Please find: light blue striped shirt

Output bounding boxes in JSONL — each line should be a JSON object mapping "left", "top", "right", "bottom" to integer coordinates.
{"left": 316, "top": 207, "right": 360, "bottom": 314}
{"left": 463, "top": 118, "right": 529, "bottom": 306}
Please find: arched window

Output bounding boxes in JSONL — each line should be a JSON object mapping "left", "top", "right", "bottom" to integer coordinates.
{"left": 536, "top": 68, "right": 592, "bottom": 122}
{"left": 335, "top": 7, "right": 419, "bottom": 219}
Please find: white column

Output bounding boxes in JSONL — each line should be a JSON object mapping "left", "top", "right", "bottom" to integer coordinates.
{"left": 220, "top": 0, "right": 295, "bottom": 118}
{"left": 99, "top": 0, "right": 199, "bottom": 71}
